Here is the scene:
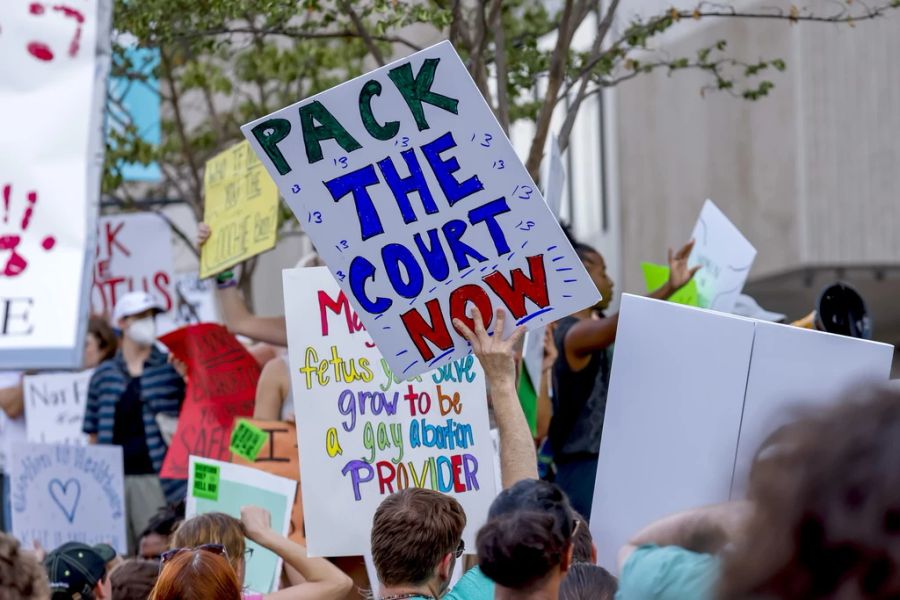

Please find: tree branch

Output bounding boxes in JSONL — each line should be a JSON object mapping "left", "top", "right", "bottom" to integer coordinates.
{"left": 338, "top": 1, "right": 386, "bottom": 66}
{"left": 168, "top": 26, "right": 422, "bottom": 51}
{"left": 490, "top": 0, "right": 510, "bottom": 133}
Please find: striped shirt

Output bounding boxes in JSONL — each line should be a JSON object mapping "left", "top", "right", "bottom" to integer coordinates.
{"left": 83, "top": 347, "right": 186, "bottom": 502}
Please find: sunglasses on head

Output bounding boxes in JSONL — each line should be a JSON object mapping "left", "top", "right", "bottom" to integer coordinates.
{"left": 160, "top": 544, "right": 227, "bottom": 566}
{"left": 454, "top": 539, "right": 465, "bottom": 559}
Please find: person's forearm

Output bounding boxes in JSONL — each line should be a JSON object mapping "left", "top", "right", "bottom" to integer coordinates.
{"left": 649, "top": 281, "right": 675, "bottom": 301}
{"left": 217, "top": 285, "right": 254, "bottom": 335}
{"left": 256, "top": 530, "right": 350, "bottom": 587}
{"left": 0, "top": 384, "right": 24, "bottom": 419}
{"left": 493, "top": 379, "right": 538, "bottom": 487}
{"left": 627, "top": 502, "right": 748, "bottom": 554}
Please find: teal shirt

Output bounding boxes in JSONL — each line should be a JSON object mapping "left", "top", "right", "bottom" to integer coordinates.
{"left": 616, "top": 545, "right": 720, "bottom": 600}
{"left": 408, "top": 566, "right": 494, "bottom": 600}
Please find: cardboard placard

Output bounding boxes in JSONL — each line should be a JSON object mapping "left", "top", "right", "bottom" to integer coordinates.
{"left": 282, "top": 267, "right": 497, "bottom": 556}
{"left": 187, "top": 456, "right": 296, "bottom": 594}
{"left": 159, "top": 324, "right": 258, "bottom": 479}
{"left": 590, "top": 295, "right": 894, "bottom": 571}
{"left": 641, "top": 262, "right": 699, "bottom": 306}
{"left": 9, "top": 443, "right": 127, "bottom": 554}
{"left": 201, "top": 140, "right": 279, "bottom": 278}
{"left": 244, "top": 41, "right": 600, "bottom": 377}
{"left": 24, "top": 370, "right": 93, "bottom": 445}
{"left": 0, "top": 1, "right": 111, "bottom": 368}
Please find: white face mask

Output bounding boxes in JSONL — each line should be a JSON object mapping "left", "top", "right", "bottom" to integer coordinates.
{"left": 126, "top": 316, "right": 157, "bottom": 346}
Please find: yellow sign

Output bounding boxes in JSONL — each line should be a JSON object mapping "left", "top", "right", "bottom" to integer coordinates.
{"left": 200, "top": 140, "right": 279, "bottom": 278}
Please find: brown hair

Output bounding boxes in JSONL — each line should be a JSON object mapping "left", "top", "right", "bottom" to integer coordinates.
{"left": 88, "top": 315, "right": 118, "bottom": 362}
{"left": 0, "top": 532, "right": 50, "bottom": 600}
{"left": 149, "top": 550, "right": 241, "bottom": 600}
{"left": 110, "top": 559, "right": 159, "bottom": 600}
{"left": 718, "top": 385, "right": 900, "bottom": 599}
{"left": 171, "top": 513, "right": 245, "bottom": 579}
{"left": 371, "top": 489, "right": 466, "bottom": 587}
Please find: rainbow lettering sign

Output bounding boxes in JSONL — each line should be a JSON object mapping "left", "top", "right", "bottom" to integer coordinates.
{"left": 244, "top": 41, "right": 599, "bottom": 378}
{"left": 282, "top": 266, "right": 497, "bottom": 557}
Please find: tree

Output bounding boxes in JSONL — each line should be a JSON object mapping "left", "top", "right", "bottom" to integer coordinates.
{"left": 105, "top": 0, "right": 900, "bottom": 284}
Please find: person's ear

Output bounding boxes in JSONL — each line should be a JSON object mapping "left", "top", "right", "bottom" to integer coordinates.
{"left": 437, "top": 552, "right": 454, "bottom": 580}
{"left": 561, "top": 543, "right": 574, "bottom": 574}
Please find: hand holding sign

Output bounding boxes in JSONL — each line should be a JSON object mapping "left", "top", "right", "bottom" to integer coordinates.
{"left": 453, "top": 307, "right": 523, "bottom": 390}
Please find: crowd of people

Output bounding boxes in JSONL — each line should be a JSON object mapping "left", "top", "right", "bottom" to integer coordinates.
{"left": 0, "top": 217, "right": 896, "bottom": 600}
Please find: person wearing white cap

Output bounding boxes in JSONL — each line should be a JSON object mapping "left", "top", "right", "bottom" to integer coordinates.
{"left": 82, "top": 291, "right": 186, "bottom": 555}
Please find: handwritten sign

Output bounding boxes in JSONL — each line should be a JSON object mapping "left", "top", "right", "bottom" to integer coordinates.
{"left": 9, "top": 443, "right": 126, "bottom": 554}
{"left": 688, "top": 200, "right": 757, "bottom": 313}
{"left": 159, "top": 324, "right": 258, "bottom": 479}
{"left": 244, "top": 41, "right": 599, "bottom": 378}
{"left": 24, "top": 370, "right": 93, "bottom": 445}
{"left": 92, "top": 212, "right": 178, "bottom": 333}
{"left": 172, "top": 272, "right": 220, "bottom": 327}
{"left": 230, "top": 419, "right": 305, "bottom": 543}
{"left": 282, "top": 266, "right": 497, "bottom": 556}
{"left": 0, "top": 1, "right": 111, "bottom": 368}
{"left": 230, "top": 419, "right": 268, "bottom": 462}
{"left": 200, "top": 141, "right": 279, "bottom": 278}
{"left": 187, "top": 456, "right": 296, "bottom": 594}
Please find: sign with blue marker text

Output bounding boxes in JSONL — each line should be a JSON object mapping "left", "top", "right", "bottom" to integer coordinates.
{"left": 282, "top": 267, "right": 497, "bottom": 557}
{"left": 9, "top": 443, "right": 126, "bottom": 554}
{"left": 244, "top": 41, "right": 600, "bottom": 378}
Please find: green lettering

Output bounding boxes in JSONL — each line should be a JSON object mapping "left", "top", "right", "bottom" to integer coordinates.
{"left": 250, "top": 118, "right": 292, "bottom": 175}
{"left": 359, "top": 80, "right": 400, "bottom": 141}
{"left": 299, "top": 100, "right": 362, "bottom": 164}
{"left": 387, "top": 58, "right": 459, "bottom": 132}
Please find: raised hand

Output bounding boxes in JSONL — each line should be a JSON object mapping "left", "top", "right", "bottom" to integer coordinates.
{"left": 667, "top": 239, "right": 701, "bottom": 291}
{"left": 453, "top": 307, "right": 524, "bottom": 390}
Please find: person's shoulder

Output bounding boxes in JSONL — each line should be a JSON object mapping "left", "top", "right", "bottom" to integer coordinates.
{"left": 444, "top": 566, "right": 494, "bottom": 600}
{"left": 617, "top": 545, "right": 719, "bottom": 600}
{"left": 90, "top": 358, "right": 123, "bottom": 380}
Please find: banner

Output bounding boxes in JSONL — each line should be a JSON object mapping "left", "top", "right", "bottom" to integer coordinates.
{"left": 92, "top": 212, "right": 178, "bottom": 332}
{"left": 201, "top": 140, "right": 280, "bottom": 278}
{"left": 187, "top": 456, "right": 296, "bottom": 594}
{"left": 245, "top": 41, "right": 600, "bottom": 377}
{"left": 0, "top": 1, "right": 112, "bottom": 368}
{"left": 230, "top": 419, "right": 305, "bottom": 543}
{"left": 159, "top": 324, "right": 258, "bottom": 479}
{"left": 10, "top": 443, "right": 126, "bottom": 554}
{"left": 283, "top": 267, "right": 497, "bottom": 556}
{"left": 24, "top": 370, "right": 93, "bottom": 445}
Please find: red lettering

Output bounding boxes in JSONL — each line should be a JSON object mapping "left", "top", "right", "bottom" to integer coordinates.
{"left": 448, "top": 284, "right": 493, "bottom": 335}
{"left": 376, "top": 461, "right": 395, "bottom": 494}
{"left": 318, "top": 290, "right": 365, "bottom": 337}
{"left": 482, "top": 254, "right": 549, "bottom": 319}
{"left": 104, "top": 222, "right": 130, "bottom": 258}
{"left": 451, "top": 454, "right": 466, "bottom": 493}
{"left": 154, "top": 271, "right": 173, "bottom": 310}
{"left": 400, "top": 299, "right": 453, "bottom": 362}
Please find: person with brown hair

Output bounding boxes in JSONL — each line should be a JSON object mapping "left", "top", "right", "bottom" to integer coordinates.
{"left": 109, "top": 559, "right": 158, "bottom": 600}
{"left": 370, "top": 307, "right": 537, "bottom": 599}
{"left": 149, "top": 547, "right": 241, "bottom": 600}
{"left": 558, "top": 564, "right": 617, "bottom": 600}
{"left": 0, "top": 532, "right": 50, "bottom": 600}
{"left": 171, "top": 506, "right": 351, "bottom": 600}
{"left": 85, "top": 316, "right": 119, "bottom": 368}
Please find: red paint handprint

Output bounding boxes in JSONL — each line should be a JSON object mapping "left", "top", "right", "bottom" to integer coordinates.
{"left": 25, "top": 2, "right": 85, "bottom": 62}
{"left": 1, "top": 184, "right": 56, "bottom": 277}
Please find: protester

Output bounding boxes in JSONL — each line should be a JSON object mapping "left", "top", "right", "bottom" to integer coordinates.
{"left": 149, "top": 547, "right": 241, "bottom": 600}
{"left": 476, "top": 479, "right": 576, "bottom": 599}
{"left": 138, "top": 504, "right": 183, "bottom": 561}
{"left": 43, "top": 542, "right": 110, "bottom": 600}
{"left": 550, "top": 229, "right": 699, "bottom": 518}
{"left": 109, "top": 559, "right": 158, "bottom": 600}
{"left": 91, "top": 544, "right": 122, "bottom": 583}
{"left": 171, "top": 506, "right": 352, "bottom": 599}
{"left": 83, "top": 291, "right": 186, "bottom": 554}
{"left": 371, "top": 307, "right": 535, "bottom": 599}
{"left": 0, "top": 532, "right": 50, "bottom": 600}
{"left": 559, "top": 564, "right": 617, "bottom": 600}
{"left": 253, "top": 355, "right": 294, "bottom": 421}
{"left": 571, "top": 511, "right": 596, "bottom": 565}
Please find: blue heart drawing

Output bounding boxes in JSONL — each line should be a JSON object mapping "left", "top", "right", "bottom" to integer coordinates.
{"left": 48, "top": 478, "right": 81, "bottom": 523}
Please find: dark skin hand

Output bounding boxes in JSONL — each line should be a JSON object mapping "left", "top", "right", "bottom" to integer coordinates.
{"left": 564, "top": 240, "right": 699, "bottom": 372}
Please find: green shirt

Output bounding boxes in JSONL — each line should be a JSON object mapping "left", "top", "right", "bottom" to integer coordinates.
{"left": 616, "top": 545, "right": 720, "bottom": 600}
{"left": 407, "top": 566, "right": 494, "bottom": 600}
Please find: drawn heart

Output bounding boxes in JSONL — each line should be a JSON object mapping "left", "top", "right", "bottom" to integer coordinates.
{"left": 48, "top": 478, "right": 81, "bottom": 523}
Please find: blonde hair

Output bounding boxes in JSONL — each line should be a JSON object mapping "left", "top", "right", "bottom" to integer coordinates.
{"left": 171, "top": 513, "right": 245, "bottom": 578}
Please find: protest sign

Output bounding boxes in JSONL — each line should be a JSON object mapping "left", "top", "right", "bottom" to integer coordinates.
{"left": 230, "top": 419, "right": 306, "bottom": 543}
{"left": 244, "top": 41, "right": 600, "bottom": 377}
{"left": 187, "top": 456, "right": 295, "bottom": 594}
{"left": 172, "top": 272, "right": 219, "bottom": 327}
{"left": 282, "top": 266, "right": 497, "bottom": 556}
{"left": 92, "top": 212, "right": 178, "bottom": 333}
{"left": 641, "top": 262, "right": 699, "bottom": 306}
{"left": 0, "top": 1, "right": 111, "bottom": 368}
{"left": 24, "top": 370, "right": 93, "bottom": 445}
{"left": 200, "top": 141, "right": 279, "bottom": 278}
{"left": 688, "top": 200, "right": 757, "bottom": 312}
{"left": 590, "top": 295, "right": 894, "bottom": 570}
{"left": 10, "top": 443, "right": 126, "bottom": 554}
{"left": 159, "top": 324, "right": 258, "bottom": 479}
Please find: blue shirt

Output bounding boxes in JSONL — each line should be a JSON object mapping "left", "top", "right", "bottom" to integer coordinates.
{"left": 616, "top": 545, "right": 720, "bottom": 600}
{"left": 83, "top": 347, "right": 186, "bottom": 502}
{"left": 406, "top": 566, "right": 494, "bottom": 600}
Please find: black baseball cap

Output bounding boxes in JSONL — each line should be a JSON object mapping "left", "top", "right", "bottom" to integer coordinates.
{"left": 816, "top": 281, "right": 872, "bottom": 339}
{"left": 44, "top": 542, "right": 106, "bottom": 600}
{"left": 92, "top": 543, "right": 117, "bottom": 564}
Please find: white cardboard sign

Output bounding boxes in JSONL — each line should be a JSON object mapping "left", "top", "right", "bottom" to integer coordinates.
{"left": 542, "top": 135, "right": 565, "bottom": 219}
{"left": 590, "top": 295, "right": 893, "bottom": 571}
{"left": 9, "top": 443, "right": 127, "bottom": 554}
{"left": 24, "top": 370, "right": 93, "bottom": 445}
{"left": 688, "top": 200, "right": 757, "bottom": 313}
{"left": 92, "top": 212, "right": 178, "bottom": 333}
{"left": 282, "top": 266, "right": 497, "bottom": 557}
{"left": 244, "top": 41, "right": 599, "bottom": 378}
{"left": 0, "top": 1, "right": 111, "bottom": 368}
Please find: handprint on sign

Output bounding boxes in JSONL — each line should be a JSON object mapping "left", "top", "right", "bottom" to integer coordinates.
{"left": 25, "top": 2, "right": 85, "bottom": 62}
{"left": 1, "top": 184, "right": 56, "bottom": 277}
